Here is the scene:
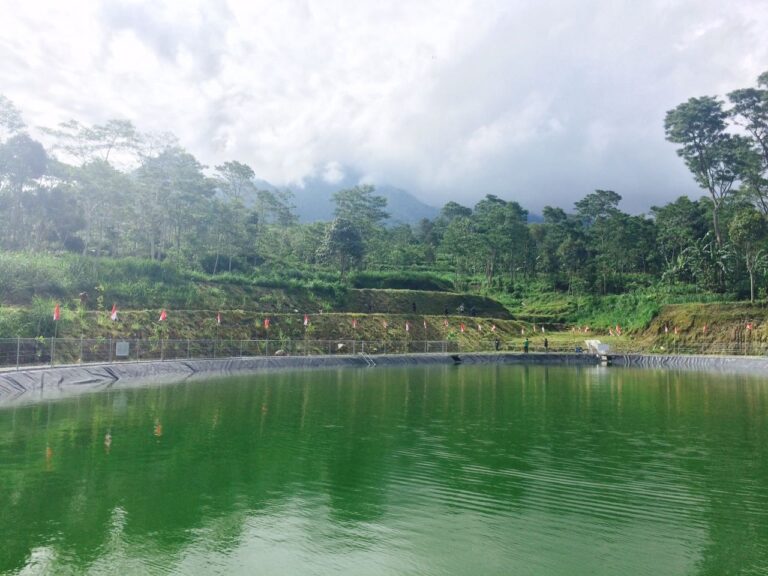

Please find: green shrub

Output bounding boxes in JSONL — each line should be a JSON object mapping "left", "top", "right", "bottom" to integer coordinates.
{"left": 348, "top": 270, "right": 452, "bottom": 291}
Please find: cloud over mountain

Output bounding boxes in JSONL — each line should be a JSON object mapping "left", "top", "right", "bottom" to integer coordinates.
{"left": 1, "top": 0, "right": 766, "bottom": 212}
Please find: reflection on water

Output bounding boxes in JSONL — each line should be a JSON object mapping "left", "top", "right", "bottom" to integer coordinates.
{"left": 1, "top": 365, "right": 767, "bottom": 575}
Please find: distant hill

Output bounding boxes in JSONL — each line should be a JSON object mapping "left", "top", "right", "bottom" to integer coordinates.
{"left": 253, "top": 171, "right": 439, "bottom": 225}
{"left": 253, "top": 170, "right": 542, "bottom": 225}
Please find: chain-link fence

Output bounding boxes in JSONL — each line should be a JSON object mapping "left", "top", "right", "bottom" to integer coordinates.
{"left": 0, "top": 338, "right": 462, "bottom": 370}
{"left": 1, "top": 337, "right": 765, "bottom": 371}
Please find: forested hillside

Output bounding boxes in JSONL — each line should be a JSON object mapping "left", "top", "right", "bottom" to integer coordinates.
{"left": 0, "top": 71, "right": 767, "bottom": 339}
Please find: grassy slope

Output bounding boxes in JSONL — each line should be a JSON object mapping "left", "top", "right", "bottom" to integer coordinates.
{"left": 4, "top": 253, "right": 763, "bottom": 354}
{"left": 635, "top": 302, "right": 768, "bottom": 352}
{"left": 338, "top": 289, "right": 510, "bottom": 318}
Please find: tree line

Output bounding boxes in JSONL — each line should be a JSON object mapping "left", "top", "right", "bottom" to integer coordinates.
{"left": 0, "top": 70, "right": 766, "bottom": 301}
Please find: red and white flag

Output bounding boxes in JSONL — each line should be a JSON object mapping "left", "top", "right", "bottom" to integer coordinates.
{"left": 159, "top": 309, "right": 167, "bottom": 322}
{"left": 304, "top": 314, "right": 309, "bottom": 327}
{"left": 352, "top": 318, "right": 358, "bottom": 329}
{"left": 110, "top": 304, "right": 118, "bottom": 322}
{"left": 703, "top": 324, "right": 707, "bottom": 333}
{"left": 443, "top": 319, "right": 449, "bottom": 328}
{"left": 460, "top": 323, "right": 465, "bottom": 333}
{"left": 217, "top": 312, "right": 221, "bottom": 326}
{"left": 264, "top": 318, "right": 270, "bottom": 329}
{"left": 491, "top": 324, "right": 496, "bottom": 332}
{"left": 609, "top": 328, "right": 614, "bottom": 337}
{"left": 747, "top": 322, "right": 753, "bottom": 331}
{"left": 53, "top": 303, "right": 60, "bottom": 322}
{"left": 615, "top": 324, "right": 622, "bottom": 336}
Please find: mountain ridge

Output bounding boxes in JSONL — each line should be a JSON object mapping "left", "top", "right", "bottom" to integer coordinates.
{"left": 253, "top": 170, "right": 439, "bottom": 225}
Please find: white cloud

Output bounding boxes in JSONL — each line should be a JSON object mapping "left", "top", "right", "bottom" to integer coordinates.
{"left": 0, "top": 0, "right": 766, "bottom": 212}
{"left": 322, "top": 161, "right": 345, "bottom": 185}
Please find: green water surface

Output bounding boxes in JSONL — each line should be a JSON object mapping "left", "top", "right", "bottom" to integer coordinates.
{"left": 1, "top": 365, "right": 767, "bottom": 575}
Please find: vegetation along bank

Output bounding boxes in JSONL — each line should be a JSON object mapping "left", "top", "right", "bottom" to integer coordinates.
{"left": 1, "top": 72, "right": 768, "bottom": 356}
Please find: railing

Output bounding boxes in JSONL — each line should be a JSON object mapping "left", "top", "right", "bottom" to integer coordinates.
{"left": 0, "top": 338, "right": 460, "bottom": 371}
{"left": 472, "top": 339, "right": 768, "bottom": 356}
{"left": 1, "top": 337, "right": 766, "bottom": 371}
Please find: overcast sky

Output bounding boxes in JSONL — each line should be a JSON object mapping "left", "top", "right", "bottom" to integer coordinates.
{"left": 1, "top": 0, "right": 766, "bottom": 213}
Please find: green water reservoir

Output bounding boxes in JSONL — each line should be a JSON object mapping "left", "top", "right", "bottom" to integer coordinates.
{"left": 1, "top": 365, "right": 767, "bottom": 575}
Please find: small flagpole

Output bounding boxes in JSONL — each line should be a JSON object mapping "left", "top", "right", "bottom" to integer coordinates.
{"left": 52, "top": 314, "right": 58, "bottom": 367}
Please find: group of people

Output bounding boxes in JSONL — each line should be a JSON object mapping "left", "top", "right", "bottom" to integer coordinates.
{"left": 492, "top": 336, "right": 548, "bottom": 353}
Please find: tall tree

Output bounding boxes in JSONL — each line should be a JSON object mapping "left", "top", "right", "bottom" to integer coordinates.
{"left": 533, "top": 207, "right": 571, "bottom": 287}
{"left": 332, "top": 185, "right": 388, "bottom": 234}
{"left": 729, "top": 71, "right": 768, "bottom": 214}
{"left": 729, "top": 208, "right": 768, "bottom": 302}
{"left": 133, "top": 147, "right": 213, "bottom": 262}
{"left": 439, "top": 215, "right": 482, "bottom": 285}
{"left": 0, "top": 134, "right": 48, "bottom": 248}
{"left": 651, "top": 196, "right": 709, "bottom": 282}
{"left": 0, "top": 95, "right": 25, "bottom": 141}
{"left": 317, "top": 218, "right": 364, "bottom": 278}
{"left": 212, "top": 161, "right": 256, "bottom": 271}
{"left": 67, "top": 160, "right": 134, "bottom": 256}
{"left": 472, "top": 195, "right": 529, "bottom": 288}
{"left": 575, "top": 190, "right": 624, "bottom": 293}
{"left": 665, "top": 96, "right": 752, "bottom": 247}
{"left": 214, "top": 161, "right": 256, "bottom": 204}
{"left": 43, "top": 119, "right": 140, "bottom": 165}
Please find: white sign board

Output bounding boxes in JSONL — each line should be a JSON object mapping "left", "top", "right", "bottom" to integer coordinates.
{"left": 115, "top": 341, "right": 130, "bottom": 357}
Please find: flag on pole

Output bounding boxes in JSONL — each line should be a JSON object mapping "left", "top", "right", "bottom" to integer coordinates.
{"left": 110, "top": 304, "right": 118, "bottom": 322}
{"left": 423, "top": 319, "right": 427, "bottom": 330}
{"left": 460, "top": 323, "right": 465, "bottom": 333}
{"left": 53, "top": 303, "right": 60, "bottom": 322}
{"left": 674, "top": 326, "right": 679, "bottom": 335}
{"left": 264, "top": 318, "right": 270, "bottom": 329}
{"left": 383, "top": 320, "right": 388, "bottom": 330}
{"left": 477, "top": 324, "right": 482, "bottom": 332}
{"left": 542, "top": 326, "right": 545, "bottom": 333}
{"left": 443, "top": 319, "right": 449, "bottom": 327}
{"left": 491, "top": 324, "right": 496, "bottom": 332}
{"left": 405, "top": 321, "right": 411, "bottom": 332}
{"left": 609, "top": 328, "right": 614, "bottom": 337}
{"left": 304, "top": 314, "right": 309, "bottom": 327}
{"left": 616, "top": 324, "right": 622, "bottom": 336}
{"left": 159, "top": 309, "right": 167, "bottom": 322}
{"left": 217, "top": 312, "right": 221, "bottom": 325}
{"left": 352, "top": 318, "right": 358, "bottom": 329}
{"left": 703, "top": 324, "right": 707, "bottom": 333}
{"left": 521, "top": 328, "right": 525, "bottom": 335}
{"left": 747, "top": 322, "right": 753, "bottom": 331}
{"left": 664, "top": 325, "right": 668, "bottom": 334}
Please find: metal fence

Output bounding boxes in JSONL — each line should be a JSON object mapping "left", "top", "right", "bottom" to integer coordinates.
{"left": 1, "top": 337, "right": 766, "bottom": 371}
{"left": 0, "top": 338, "right": 462, "bottom": 371}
